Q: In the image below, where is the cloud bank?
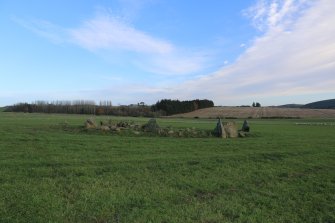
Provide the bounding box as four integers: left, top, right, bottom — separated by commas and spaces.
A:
152, 0, 335, 105
12, 0, 335, 105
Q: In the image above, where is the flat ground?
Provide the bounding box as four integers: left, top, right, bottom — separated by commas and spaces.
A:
0, 112, 334, 222
171, 107, 335, 119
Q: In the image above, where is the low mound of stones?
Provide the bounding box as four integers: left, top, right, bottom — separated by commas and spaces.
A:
84, 118, 250, 138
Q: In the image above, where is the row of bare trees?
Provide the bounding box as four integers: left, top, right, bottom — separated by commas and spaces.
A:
5, 100, 110, 115
4, 100, 160, 117
5, 99, 215, 117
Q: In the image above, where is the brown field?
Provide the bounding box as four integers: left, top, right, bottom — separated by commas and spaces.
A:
170, 107, 335, 118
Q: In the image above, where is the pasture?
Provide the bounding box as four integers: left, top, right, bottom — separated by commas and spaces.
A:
0, 112, 334, 222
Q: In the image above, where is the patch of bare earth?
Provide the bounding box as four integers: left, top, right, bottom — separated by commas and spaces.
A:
170, 107, 335, 118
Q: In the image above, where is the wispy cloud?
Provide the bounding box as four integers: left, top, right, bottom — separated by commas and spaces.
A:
68, 13, 173, 54
243, 0, 311, 32
106, 0, 335, 105
11, 16, 67, 44
239, 43, 246, 48
11, 0, 335, 106
172, 0, 335, 104
68, 11, 212, 75
14, 9, 210, 76
117, 0, 157, 21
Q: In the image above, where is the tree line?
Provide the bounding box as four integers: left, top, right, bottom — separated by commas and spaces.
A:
151, 99, 214, 115
5, 100, 98, 114
5, 99, 214, 117
4, 100, 160, 117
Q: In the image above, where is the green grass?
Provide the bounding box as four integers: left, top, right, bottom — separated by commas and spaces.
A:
0, 112, 334, 222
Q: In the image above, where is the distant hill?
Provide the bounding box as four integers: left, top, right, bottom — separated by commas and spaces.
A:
302, 99, 335, 109
277, 104, 303, 108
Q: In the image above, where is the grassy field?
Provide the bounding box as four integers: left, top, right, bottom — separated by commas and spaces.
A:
0, 112, 334, 222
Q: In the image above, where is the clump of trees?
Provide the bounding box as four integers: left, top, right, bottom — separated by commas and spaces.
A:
151, 99, 214, 116
252, 102, 261, 107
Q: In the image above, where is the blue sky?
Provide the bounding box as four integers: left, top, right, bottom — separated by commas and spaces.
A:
1, 0, 334, 106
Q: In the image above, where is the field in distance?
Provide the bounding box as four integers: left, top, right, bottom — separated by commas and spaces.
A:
0, 112, 334, 222
171, 106, 335, 119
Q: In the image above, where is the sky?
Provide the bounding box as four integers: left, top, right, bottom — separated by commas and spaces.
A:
0, 0, 334, 106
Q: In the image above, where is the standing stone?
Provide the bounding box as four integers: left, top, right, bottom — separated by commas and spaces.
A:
142, 118, 161, 133
213, 119, 239, 138
224, 122, 238, 138
242, 120, 250, 132
214, 118, 227, 138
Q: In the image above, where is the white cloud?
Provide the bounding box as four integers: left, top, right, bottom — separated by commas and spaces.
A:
67, 12, 212, 75
244, 0, 311, 32
14, 10, 210, 76
115, 0, 335, 105
11, 16, 67, 44
11, 1, 335, 106
68, 13, 173, 54
117, 0, 157, 21
172, 0, 335, 104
